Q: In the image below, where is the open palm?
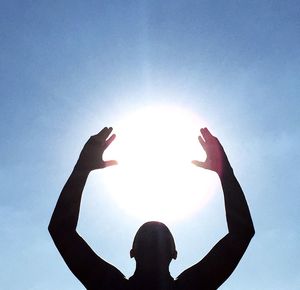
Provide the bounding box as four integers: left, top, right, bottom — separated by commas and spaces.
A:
192, 127, 229, 176
75, 127, 117, 172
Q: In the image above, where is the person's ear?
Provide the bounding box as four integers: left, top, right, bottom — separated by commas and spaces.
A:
130, 249, 135, 258
173, 250, 177, 260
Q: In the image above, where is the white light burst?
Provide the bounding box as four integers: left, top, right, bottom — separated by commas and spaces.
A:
102, 104, 218, 223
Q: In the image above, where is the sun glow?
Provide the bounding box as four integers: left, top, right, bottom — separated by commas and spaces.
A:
102, 105, 218, 223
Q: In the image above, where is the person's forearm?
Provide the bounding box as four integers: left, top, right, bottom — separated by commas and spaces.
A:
48, 167, 90, 236
219, 165, 255, 239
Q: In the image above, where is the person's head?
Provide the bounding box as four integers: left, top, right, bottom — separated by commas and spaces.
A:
130, 221, 177, 269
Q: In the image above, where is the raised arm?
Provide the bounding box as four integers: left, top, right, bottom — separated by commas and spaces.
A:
177, 128, 255, 289
48, 127, 124, 289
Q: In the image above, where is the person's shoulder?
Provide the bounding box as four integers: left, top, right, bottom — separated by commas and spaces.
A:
174, 268, 214, 290
90, 267, 127, 290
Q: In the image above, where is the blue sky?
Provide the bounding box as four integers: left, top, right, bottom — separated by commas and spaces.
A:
1, 1, 299, 289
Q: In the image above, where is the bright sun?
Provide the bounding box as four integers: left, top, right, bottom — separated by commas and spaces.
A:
102, 104, 218, 223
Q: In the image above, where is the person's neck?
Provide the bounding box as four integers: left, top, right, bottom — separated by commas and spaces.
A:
133, 265, 171, 279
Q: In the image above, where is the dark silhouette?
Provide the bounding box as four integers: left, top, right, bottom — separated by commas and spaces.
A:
49, 127, 255, 290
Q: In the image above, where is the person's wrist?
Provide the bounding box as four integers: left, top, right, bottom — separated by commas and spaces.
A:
218, 161, 234, 179
73, 162, 91, 175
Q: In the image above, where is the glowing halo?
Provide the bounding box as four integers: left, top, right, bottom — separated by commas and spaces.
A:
102, 104, 218, 223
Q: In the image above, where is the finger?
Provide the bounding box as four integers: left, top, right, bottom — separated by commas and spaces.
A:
95, 127, 109, 137
198, 135, 206, 149
104, 133, 116, 150
101, 127, 113, 139
94, 127, 113, 142
200, 127, 214, 141
104, 160, 118, 167
192, 160, 208, 169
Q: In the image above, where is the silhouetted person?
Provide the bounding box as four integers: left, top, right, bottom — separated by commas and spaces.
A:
48, 127, 255, 289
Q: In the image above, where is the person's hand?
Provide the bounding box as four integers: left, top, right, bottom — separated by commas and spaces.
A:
192, 127, 230, 176
75, 127, 117, 172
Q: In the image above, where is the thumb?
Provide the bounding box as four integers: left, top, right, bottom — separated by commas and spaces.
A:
104, 160, 118, 167
192, 160, 208, 169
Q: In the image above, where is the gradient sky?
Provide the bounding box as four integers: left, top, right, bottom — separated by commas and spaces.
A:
1, 1, 299, 289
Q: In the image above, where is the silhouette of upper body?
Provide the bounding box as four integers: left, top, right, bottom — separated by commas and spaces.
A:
48, 127, 255, 290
